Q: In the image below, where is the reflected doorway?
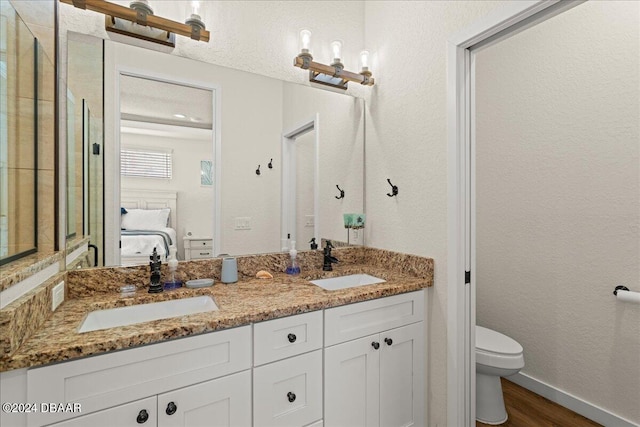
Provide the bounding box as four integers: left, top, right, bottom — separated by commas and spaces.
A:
281, 116, 319, 250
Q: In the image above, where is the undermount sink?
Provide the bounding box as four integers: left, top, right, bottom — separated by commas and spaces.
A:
78, 295, 218, 333
310, 274, 386, 291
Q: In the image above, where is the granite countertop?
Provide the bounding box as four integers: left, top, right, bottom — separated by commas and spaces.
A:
0, 251, 432, 372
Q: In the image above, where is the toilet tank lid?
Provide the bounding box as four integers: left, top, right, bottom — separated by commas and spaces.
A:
476, 326, 523, 355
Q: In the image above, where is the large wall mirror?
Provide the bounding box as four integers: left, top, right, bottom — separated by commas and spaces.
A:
65, 32, 365, 268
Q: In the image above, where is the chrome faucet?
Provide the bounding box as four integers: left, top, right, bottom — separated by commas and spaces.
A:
148, 247, 163, 293
322, 240, 339, 271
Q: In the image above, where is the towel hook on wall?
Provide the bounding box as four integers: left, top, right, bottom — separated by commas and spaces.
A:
335, 185, 345, 199
613, 285, 630, 295
256, 165, 261, 175
386, 179, 398, 197
268, 159, 273, 169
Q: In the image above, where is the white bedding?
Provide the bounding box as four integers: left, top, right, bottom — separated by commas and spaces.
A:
120, 227, 177, 260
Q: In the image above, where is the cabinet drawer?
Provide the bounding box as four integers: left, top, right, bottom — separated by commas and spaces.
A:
324, 290, 424, 346
189, 239, 212, 248
254, 311, 323, 366
27, 326, 251, 426
189, 248, 213, 259
254, 350, 323, 427
47, 397, 157, 427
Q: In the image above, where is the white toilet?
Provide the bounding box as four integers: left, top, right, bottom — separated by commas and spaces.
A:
476, 326, 524, 425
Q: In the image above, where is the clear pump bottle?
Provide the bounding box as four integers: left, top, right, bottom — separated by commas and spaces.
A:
285, 240, 301, 275
164, 245, 183, 289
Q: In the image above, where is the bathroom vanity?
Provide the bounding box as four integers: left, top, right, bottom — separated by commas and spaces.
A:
1, 247, 433, 427
26, 291, 424, 427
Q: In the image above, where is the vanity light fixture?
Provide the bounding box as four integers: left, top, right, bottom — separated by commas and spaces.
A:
60, 0, 210, 47
294, 30, 374, 90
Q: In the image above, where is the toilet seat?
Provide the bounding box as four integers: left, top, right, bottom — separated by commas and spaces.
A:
476, 326, 524, 370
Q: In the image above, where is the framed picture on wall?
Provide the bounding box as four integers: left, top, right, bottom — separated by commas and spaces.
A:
200, 160, 213, 186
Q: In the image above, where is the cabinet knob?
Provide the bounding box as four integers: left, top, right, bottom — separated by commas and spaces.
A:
371, 341, 380, 350
287, 392, 296, 403
136, 409, 149, 424
166, 401, 177, 416
385, 338, 393, 346
287, 333, 297, 343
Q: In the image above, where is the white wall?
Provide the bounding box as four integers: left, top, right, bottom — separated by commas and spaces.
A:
475, 1, 640, 423
363, 2, 505, 425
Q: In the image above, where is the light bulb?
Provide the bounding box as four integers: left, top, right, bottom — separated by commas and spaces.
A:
360, 50, 370, 71
185, 0, 206, 30
331, 40, 343, 63
299, 29, 312, 54
190, 0, 200, 16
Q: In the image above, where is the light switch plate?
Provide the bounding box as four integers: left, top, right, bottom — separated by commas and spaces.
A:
305, 215, 315, 227
235, 217, 251, 230
52, 281, 64, 311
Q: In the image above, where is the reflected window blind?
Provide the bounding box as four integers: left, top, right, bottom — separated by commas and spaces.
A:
121, 148, 172, 179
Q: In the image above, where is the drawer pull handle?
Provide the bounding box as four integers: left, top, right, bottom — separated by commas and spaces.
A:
385, 338, 393, 346
136, 409, 149, 424
287, 333, 297, 343
166, 401, 177, 416
371, 341, 380, 350
200, 252, 209, 255
287, 392, 296, 403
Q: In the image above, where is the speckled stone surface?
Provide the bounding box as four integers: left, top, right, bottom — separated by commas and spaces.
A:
66, 247, 367, 297
0, 251, 63, 293
0, 247, 433, 372
0, 272, 66, 356
65, 236, 90, 255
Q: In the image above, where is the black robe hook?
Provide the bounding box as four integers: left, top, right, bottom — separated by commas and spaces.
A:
268, 159, 273, 169
335, 184, 345, 199
386, 179, 398, 197
256, 165, 261, 175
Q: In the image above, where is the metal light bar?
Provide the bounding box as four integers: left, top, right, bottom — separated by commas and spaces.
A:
293, 56, 375, 89
60, 0, 210, 43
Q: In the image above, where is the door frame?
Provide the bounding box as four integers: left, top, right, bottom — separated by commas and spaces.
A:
281, 115, 320, 248
446, 1, 585, 424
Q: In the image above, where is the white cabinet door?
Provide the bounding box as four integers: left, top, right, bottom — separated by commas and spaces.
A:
48, 397, 157, 427
379, 322, 424, 427
157, 370, 251, 427
324, 334, 380, 427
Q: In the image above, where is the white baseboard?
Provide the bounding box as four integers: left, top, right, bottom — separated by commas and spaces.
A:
509, 372, 638, 427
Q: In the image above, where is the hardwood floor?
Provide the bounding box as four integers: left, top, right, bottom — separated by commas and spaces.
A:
476, 378, 603, 427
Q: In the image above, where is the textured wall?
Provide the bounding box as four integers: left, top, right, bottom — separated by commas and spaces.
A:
363, 2, 504, 425
475, 1, 640, 423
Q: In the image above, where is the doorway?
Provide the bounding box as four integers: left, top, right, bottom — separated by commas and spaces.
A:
447, 1, 639, 425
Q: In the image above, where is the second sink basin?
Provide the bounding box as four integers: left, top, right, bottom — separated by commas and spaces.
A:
78, 295, 218, 333
310, 274, 386, 291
